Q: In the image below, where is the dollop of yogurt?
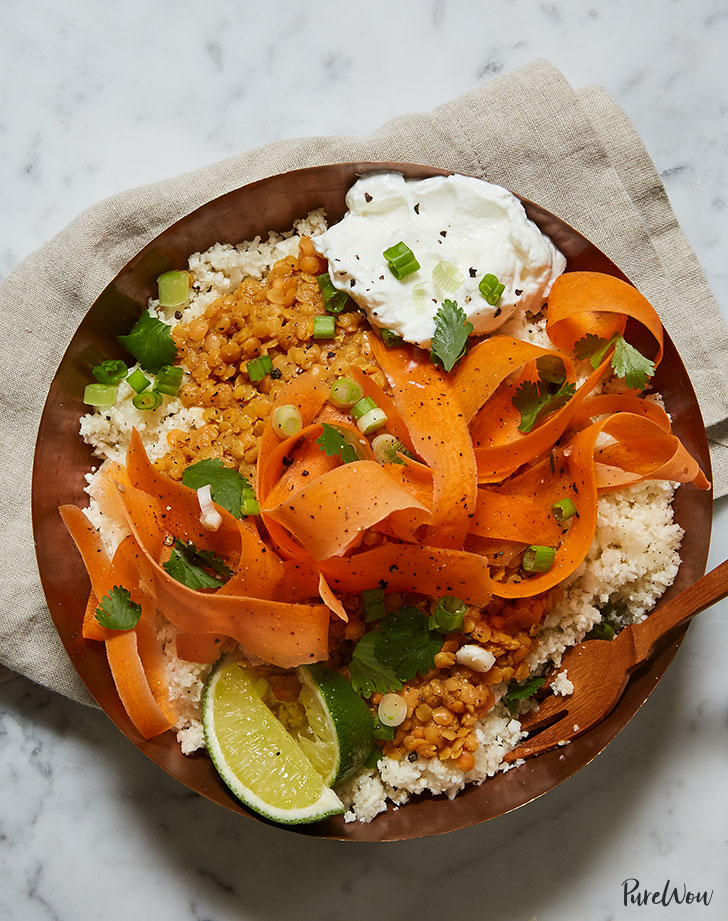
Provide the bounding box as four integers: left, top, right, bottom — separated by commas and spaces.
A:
314, 172, 566, 347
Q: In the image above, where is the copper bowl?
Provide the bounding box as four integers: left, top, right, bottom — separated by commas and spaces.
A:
31, 162, 713, 841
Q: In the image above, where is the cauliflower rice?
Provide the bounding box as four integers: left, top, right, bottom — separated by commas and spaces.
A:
79, 213, 684, 823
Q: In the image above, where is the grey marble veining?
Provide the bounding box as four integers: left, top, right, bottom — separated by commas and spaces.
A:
2, 1, 727, 919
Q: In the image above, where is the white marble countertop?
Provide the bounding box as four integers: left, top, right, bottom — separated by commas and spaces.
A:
1, 2, 727, 919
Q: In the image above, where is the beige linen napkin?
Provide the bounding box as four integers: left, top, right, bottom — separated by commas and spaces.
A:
2, 59, 727, 704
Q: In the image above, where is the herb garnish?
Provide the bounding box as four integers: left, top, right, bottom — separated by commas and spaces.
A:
375, 607, 444, 683
574, 333, 655, 391
162, 540, 232, 590
350, 632, 402, 697
181, 458, 252, 518
316, 423, 359, 464
503, 675, 546, 715
118, 309, 177, 373
95, 586, 142, 631
512, 373, 576, 434
430, 299, 473, 372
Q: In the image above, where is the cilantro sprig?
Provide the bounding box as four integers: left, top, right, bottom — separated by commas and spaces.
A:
181, 458, 252, 518
162, 540, 232, 590
95, 586, 142, 631
316, 422, 359, 464
430, 299, 473, 372
574, 333, 655, 391
503, 676, 545, 715
118, 309, 177, 373
512, 378, 576, 433
349, 598, 467, 698
350, 632, 401, 697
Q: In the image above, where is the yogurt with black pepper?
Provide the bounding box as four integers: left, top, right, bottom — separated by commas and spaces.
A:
314, 172, 566, 347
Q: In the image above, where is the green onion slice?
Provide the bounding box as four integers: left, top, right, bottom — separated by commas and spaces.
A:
157, 270, 191, 309
522, 545, 556, 573
247, 356, 271, 381
361, 587, 387, 623
316, 273, 349, 314
92, 359, 128, 386
154, 365, 183, 397
552, 497, 577, 523
272, 404, 303, 439
372, 433, 400, 464
383, 242, 420, 280
350, 396, 377, 422
329, 377, 364, 409
357, 407, 387, 435
478, 273, 505, 306
313, 316, 336, 339
431, 596, 466, 632
241, 486, 260, 517
83, 383, 118, 407
380, 328, 403, 348
432, 260, 465, 293
127, 368, 151, 394
412, 284, 427, 313
132, 390, 163, 411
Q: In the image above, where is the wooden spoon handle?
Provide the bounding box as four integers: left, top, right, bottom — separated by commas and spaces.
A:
629, 559, 728, 664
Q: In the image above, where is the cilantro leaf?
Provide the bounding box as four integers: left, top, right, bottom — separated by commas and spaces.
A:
162, 540, 229, 590
181, 458, 249, 518
503, 675, 545, 715
178, 540, 233, 579
430, 299, 473, 372
316, 423, 359, 464
349, 632, 401, 698
375, 607, 443, 682
512, 379, 576, 433
95, 586, 142, 631
574, 333, 655, 390
612, 336, 656, 390
118, 309, 177, 372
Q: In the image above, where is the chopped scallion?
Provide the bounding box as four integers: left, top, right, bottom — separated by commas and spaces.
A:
132, 390, 163, 411
92, 359, 128, 386
522, 545, 556, 573
350, 396, 377, 422
241, 486, 260, 517
431, 596, 466, 632
313, 316, 336, 339
154, 365, 183, 397
372, 433, 400, 464
272, 404, 303, 439
380, 328, 403, 348
316, 273, 349, 314
552, 497, 577, 522
478, 273, 505, 306
329, 377, 363, 409
361, 587, 387, 623
127, 368, 151, 394
383, 242, 420, 280
432, 260, 465, 293
247, 355, 272, 381
83, 383, 118, 407
412, 284, 427, 313
357, 407, 387, 435
157, 270, 190, 309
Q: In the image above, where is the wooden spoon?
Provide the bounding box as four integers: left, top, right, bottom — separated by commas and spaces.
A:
504, 558, 728, 762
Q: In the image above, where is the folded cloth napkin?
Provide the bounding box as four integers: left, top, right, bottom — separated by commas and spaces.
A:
2, 59, 727, 705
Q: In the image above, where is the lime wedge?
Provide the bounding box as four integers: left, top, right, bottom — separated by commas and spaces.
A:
295, 663, 374, 786
202, 660, 344, 824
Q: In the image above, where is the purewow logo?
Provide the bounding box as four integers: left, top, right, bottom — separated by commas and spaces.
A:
622, 878, 714, 908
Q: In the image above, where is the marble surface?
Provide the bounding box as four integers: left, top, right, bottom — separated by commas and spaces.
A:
2, 1, 727, 919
